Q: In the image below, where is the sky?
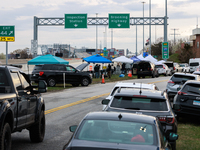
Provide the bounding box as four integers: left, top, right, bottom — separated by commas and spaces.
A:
0, 0, 199, 55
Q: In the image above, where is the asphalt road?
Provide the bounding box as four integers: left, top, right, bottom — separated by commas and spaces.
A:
11, 76, 170, 150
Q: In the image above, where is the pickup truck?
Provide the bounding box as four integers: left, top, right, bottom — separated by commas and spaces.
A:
0, 65, 47, 150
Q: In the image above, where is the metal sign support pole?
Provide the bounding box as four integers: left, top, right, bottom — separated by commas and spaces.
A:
6, 42, 8, 65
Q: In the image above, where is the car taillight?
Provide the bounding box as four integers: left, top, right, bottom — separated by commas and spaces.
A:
158, 116, 175, 124
178, 91, 187, 95
174, 67, 175, 70
39, 72, 44, 76
163, 66, 165, 69
151, 68, 153, 71
168, 80, 174, 85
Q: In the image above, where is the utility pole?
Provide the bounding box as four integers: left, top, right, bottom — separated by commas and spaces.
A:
170, 29, 179, 45
96, 13, 98, 52
142, 1, 145, 55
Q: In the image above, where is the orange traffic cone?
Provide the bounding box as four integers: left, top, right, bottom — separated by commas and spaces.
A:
101, 74, 105, 84
128, 70, 132, 77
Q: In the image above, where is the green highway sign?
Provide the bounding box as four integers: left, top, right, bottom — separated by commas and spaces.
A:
162, 42, 169, 59
0, 26, 15, 42
65, 14, 87, 29
109, 14, 130, 28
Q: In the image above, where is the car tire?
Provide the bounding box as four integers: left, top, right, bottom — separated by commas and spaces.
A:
142, 76, 145, 78
47, 77, 56, 87
137, 75, 140, 79
29, 110, 45, 142
152, 72, 155, 78
81, 77, 90, 86
0, 123, 11, 150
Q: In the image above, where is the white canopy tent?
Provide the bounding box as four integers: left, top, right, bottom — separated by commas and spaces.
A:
112, 56, 133, 64
137, 54, 145, 60
143, 55, 158, 63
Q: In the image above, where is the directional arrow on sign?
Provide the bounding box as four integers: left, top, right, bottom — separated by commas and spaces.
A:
74, 24, 78, 27
117, 24, 121, 27
9, 31, 13, 35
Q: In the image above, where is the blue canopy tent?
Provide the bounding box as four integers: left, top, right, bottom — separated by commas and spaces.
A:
28, 54, 69, 65
130, 56, 141, 62
83, 54, 112, 63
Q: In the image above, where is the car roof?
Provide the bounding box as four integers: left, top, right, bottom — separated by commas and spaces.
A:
173, 72, 198, 77
114, 82, 156, 90
114, 88, 166, 99
84, 111, 156, 124
184, 80, 200, 84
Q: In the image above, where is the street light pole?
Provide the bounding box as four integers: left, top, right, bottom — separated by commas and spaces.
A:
96, 13, 98, 52
142, 1, 145, 56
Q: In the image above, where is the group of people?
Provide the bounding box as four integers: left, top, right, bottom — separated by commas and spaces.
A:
94, 64, 116, 79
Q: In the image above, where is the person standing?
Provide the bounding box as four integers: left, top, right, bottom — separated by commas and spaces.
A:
107, 64, 112, 78
122, 63, 126, 74
94, 64, 99, 78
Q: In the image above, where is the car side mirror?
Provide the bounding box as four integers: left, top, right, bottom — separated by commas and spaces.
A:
38, 80, 47, 93
102, 99, 110, 105
69, 125, 77, 132
168, 133, 179, 141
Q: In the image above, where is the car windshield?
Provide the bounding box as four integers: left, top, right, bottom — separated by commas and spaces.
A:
180, 64, 185, 67
182, 84, 200, 95
138, 63, 151, 71
76, 119, 156, 145
190, 62, 199, 66
171, 74, 195, 83
110, 96, 168, 111
33, 65, 43, 71
155, 65, 163, 68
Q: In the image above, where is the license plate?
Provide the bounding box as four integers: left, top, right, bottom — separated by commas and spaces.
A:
193, 100, 200, 106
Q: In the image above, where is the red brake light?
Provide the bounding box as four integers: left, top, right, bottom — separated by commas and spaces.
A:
174, 67, 175, 70
158, 116, 175, 124
151, 68, 153, 71
133, 95, 147, 97
163, 66, 165, 69
178, 91, 187, 95
168, 80, 174, 84
39, 72, 44, 76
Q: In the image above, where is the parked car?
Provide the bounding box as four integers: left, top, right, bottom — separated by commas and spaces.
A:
63, 112, 178, 150
155, 64, 171, 76
102, 88, 177, 150
164, 61, 176, 74
102, 82, 159, 110
179, 63, 190, 73
31, 63, 92, 87
189, 58, 200, 73
173, 80, 200, 120
137, 61, 159, 78
173, 63, 183, 72
166, 73, 200, 102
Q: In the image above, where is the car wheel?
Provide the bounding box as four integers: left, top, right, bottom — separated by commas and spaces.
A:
0, 123, 11, 150
142, 76, 145, 78
29, 110, 45, 142
47, 77, 56, 87
137, 75, 140, 79
81, 77, 90, 86
152, 72, 155, 78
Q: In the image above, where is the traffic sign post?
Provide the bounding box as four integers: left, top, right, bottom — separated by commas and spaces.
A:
162, 42, 169, 59
65, 14, 87, 29
0, 25, 15, 65
109, 14, 130, 28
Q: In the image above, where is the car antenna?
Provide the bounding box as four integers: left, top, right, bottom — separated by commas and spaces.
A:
118, 114, 122, 120
139, 83, 142, 95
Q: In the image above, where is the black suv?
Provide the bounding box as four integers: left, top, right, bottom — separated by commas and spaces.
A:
137, 61, 159, 78
102, 88, 177, 150
31, 63, 92, 87
173, 80, 200, 119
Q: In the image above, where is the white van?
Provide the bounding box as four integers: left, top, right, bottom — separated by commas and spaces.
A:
189, 58, 200, 73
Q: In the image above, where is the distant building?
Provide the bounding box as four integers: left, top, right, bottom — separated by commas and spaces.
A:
190, 28, 200, 57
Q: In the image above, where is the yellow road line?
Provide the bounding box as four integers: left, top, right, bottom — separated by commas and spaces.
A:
45, 93, 110, 115
45, 79, 168, 115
